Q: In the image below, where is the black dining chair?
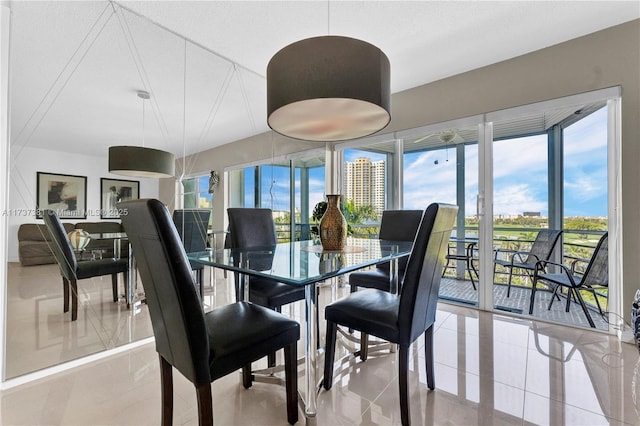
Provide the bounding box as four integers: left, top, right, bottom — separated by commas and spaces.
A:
42, 209, 129, 321
172, 208, 211, 298
323, 203, 458, 426
120, 199, 300, 425
349, 210, 423, 293
226, 208, 307, 368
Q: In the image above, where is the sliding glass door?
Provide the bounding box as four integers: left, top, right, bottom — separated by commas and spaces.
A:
488, 98, 612, 330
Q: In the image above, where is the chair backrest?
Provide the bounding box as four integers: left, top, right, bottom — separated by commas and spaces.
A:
581, 232, 608, 288
172, 209, 211, 253
42, 209, 77, 279
378, 210, 423, 272
119, 199, 211, 387
398, 203, 458, 345
526, 229, 563, 264
227, 208, 277, 248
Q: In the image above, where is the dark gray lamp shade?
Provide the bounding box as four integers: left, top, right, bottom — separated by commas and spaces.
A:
267, 36, 391, 142
108, 146, 175, 178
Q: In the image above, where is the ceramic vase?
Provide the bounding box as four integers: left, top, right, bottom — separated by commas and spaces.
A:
319, 194, 347, 250
68, 229, 91, 251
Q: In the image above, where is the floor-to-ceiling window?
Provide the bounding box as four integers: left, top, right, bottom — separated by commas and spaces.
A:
227, 149, 325, 242
401, 124, 481, 306
334, 88, 620, 332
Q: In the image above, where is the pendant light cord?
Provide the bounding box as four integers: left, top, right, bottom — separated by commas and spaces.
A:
327, 0, 330, 35
141, 96, 145, 147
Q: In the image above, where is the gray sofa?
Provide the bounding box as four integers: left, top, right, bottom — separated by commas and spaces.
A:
17, 221, 128, 266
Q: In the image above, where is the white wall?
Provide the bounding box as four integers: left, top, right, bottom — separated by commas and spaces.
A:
7, 146, 159, 262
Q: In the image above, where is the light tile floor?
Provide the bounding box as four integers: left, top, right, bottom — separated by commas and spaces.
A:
2, 284, 639, 424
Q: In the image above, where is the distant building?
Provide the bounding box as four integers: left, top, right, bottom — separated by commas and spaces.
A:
523, 211, 541, 217
343, 157, 386, 216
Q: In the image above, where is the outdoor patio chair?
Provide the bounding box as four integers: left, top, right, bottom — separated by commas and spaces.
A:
529, 232, 608, 328
493, 229, 562, 297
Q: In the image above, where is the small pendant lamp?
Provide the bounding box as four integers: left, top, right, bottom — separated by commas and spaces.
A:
108, 91, 175, 179
267, 36, 391, 142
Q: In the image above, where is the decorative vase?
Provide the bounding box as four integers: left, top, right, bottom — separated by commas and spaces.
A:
68, 229, 91, 251
319, 194, 347, 250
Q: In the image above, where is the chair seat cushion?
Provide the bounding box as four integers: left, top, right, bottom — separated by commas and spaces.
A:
248, 277, 307, 308
349, 268, 393, 291
206, 301, 300, 380
75, 258, 128, 279
538, 273, 582, 288
325, 289, 400, 343
494, 259, 536, 270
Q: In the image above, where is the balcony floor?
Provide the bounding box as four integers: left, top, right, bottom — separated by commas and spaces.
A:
439, 277, 609, 330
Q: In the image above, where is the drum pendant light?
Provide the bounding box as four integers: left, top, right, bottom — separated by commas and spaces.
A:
108, 91, 175, 178
267, 36, 390, 142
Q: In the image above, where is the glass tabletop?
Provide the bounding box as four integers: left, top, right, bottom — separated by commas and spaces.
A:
88, 232, 128, 240
187, 237, 413, 286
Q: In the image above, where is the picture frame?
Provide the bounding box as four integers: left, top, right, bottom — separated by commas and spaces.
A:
100, 178, 139, 219
36, 172, 87, 219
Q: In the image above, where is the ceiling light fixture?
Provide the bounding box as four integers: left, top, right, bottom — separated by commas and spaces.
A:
108, 91, 175, 179
267, 35, 391, 142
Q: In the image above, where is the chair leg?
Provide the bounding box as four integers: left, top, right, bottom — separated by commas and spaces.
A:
399, 344, 411, 426
159, 355, 173, 426
70, 279, 78, 321
112, 274, 118, 303
323, 320, 337, 390
195, 382, 213, 426
547, 285, 563, 311
506, 267, 514, 297
284, 342, 299, 425
467, 259, 477, 290
529, 278, 538, 315
196, 269, 204, 299
360, 332, 369, 361
267, 308, 281, 368
242, 364, 253, 389
573, 288, 596, 328
565, 288, 573, 312
62, 277, 70, 313
424, 326, 435, 390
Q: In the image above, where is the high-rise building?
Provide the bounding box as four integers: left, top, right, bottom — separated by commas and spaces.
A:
343, 157, 386, 216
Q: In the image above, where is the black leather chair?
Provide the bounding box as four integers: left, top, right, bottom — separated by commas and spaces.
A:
42, 209, 128, 321
323, 203, 458, 426
349, 210, 423, 293
226, 208, 306, 367
172, 208, 211, 298
120, 199, 299, 425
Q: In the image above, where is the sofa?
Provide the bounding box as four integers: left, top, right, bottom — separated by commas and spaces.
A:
17, 221, 129, 266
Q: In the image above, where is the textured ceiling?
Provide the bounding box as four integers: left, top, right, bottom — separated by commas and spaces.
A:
7, 1, 639, 159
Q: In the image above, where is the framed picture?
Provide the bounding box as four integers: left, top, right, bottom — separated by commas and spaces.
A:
100, 178, 139, 219
36, 172, 87, 219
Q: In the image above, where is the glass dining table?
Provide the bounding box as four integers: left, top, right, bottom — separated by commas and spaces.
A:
187, 237, 414, 420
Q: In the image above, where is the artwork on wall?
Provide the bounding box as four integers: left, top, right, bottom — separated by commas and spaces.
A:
36, 172, 87, 219
100, 178, 139, 219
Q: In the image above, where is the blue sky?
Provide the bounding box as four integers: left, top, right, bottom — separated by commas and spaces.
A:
250, 107, 608, 219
